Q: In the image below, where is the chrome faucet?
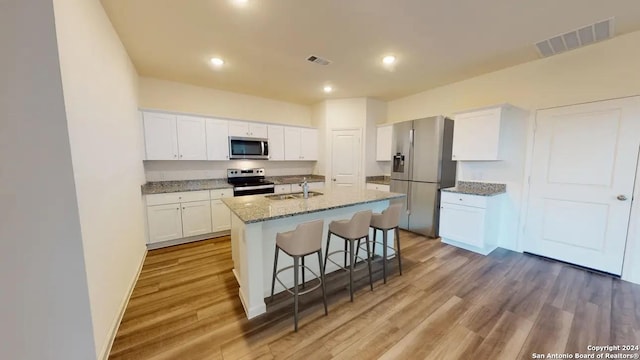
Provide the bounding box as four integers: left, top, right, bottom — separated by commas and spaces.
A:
301, 177, 309, 199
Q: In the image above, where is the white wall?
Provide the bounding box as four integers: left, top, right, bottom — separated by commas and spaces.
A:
145, 161, 317, 181
0, 0, 96, 359
387, 30, 640, 283
311, 101, 327, 175
139, 77, 312, 126
365, 99, 390, 176
52, 0, 147, 358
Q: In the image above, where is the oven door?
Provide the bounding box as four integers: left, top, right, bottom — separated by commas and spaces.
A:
233, 185, 275, 197
229, 137, 269, 160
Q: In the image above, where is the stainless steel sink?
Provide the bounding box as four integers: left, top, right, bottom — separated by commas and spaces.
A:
265, 191, 323, 200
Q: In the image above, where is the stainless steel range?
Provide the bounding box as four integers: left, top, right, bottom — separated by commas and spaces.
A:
227, 168, 275, 196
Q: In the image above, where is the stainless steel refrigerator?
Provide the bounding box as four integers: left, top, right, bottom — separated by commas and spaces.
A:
390, 116, 456, 237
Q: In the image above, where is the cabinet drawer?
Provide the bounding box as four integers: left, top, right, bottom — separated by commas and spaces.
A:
146, 190, 210, 206
210, 188, 234, 200
441, 191, 487, 208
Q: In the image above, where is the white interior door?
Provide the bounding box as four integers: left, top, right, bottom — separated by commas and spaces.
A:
331, 129, 361, 188
525, 97, 640, 275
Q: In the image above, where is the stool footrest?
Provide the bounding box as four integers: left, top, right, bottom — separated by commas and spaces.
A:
275, 264, 322, 296
326, 250, 370, 272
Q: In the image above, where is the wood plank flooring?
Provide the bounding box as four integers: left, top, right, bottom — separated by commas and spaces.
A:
109, 231, 640, 360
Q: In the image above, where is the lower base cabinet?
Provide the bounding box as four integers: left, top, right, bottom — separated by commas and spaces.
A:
366, 183, 390, 191
146, 189, 232, 244
438, 192, 502, 255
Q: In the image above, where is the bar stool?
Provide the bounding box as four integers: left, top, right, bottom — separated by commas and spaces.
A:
368, 203, 403, 284
269, 219, 327, 332
323, 210, 373, 302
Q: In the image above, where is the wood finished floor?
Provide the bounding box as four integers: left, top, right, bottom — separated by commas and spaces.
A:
109, 231, 640, 360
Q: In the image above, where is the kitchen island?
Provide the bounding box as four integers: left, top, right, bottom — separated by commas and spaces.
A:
222, 187, 405, 319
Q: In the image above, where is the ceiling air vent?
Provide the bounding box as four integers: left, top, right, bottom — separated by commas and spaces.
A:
306, 55, 332, 66
535, 17, 615, 57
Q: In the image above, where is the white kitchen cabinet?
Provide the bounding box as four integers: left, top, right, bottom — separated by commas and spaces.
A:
143, 112, 207, 160
146, 190, 215, 244
376, 125, 393, 161
275, 184, 292, 194
181, 200, 212, 237
268, 125, 285, 160
300, 129, 318, 160
147, 203, 183, 243
366, 183, 390, 192
210, 188, 233, 232
228, 121, 268, 138
284, 127, 302, 160
451, 104, 526, 161
206, 119, 229, 160
143, 112, 179, 160
439, 192, 501, 255
176, 115, 207, 160
284, 127, 318, 161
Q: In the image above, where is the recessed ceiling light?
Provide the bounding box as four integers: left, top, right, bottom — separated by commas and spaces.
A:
210, 57, 224, 66
233, 0, 248, 4
323, 86, 333, 93
382, 55, 396, 65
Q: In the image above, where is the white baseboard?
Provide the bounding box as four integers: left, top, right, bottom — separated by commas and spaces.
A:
99, 248, 147, 360
146, 230, 230, 250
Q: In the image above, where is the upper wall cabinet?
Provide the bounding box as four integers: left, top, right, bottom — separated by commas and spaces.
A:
143, 112, 206, 160
206, 119, 229, 160
228, 121, 268, 138
284, 127, 318, 161
376, 125, 392, 161
267, 125, 285, 160
452, 104, 526, 161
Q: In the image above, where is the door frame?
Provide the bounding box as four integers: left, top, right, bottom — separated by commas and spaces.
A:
518, 96, 640, 283
328, 128, 363, 189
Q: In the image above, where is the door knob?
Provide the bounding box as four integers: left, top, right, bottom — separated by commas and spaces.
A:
332, 178, 336, 181
617, 195, 628, 201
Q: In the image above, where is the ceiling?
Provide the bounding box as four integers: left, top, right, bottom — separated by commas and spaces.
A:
101, 0, 640, 105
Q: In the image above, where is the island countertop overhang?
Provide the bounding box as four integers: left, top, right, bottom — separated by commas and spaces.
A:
222, 188, 406, 224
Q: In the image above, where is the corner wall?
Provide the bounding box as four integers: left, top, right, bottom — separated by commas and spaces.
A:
52, 0, 147, 358
0, 0, 96, 358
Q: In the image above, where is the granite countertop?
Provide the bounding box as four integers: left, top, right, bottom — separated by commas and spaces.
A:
366, 175, 391, 186
222, 187, 405, 224
268, 174, 325, 185
141, 179, 232, 195
441, 181, 506, 196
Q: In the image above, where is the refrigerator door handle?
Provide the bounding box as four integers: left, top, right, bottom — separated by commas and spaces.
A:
409, 129, 414, 145
406, 182, 412, 215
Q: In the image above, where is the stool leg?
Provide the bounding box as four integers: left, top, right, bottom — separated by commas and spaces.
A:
323, 232, 331, 274
293, 256, 299, 332
270, 246, 280, 303
372, 228, 377, 258
344, 240, 348, 268
365, 235, 373, 291
349, 239, 355, 302
395, 227, 402, 276
383, 229, 388, 284
356, 238, 361, 263
301, 255, 306, 289
317, 250, 328, 316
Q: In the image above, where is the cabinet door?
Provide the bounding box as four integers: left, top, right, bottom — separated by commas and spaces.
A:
249, 123, 268, 138
176, 115, 207, 160
376, 125, 393, 161
452, 108, 501, 161
439, 203, 486, 247
300, 128, 318, 160
307, 181, 324, 190
147, 204, 182, 243
181, 200, 212, 237
206, 119, 230, 160
143, 112, 178, 160
267, 125, 285, 160
211, 199, 231, 231
284, 127, 302, 160
228, 121, 250, 137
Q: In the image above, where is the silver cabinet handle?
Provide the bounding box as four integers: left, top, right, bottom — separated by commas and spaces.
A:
174, 154, 177, 158
617, 195, 628, 201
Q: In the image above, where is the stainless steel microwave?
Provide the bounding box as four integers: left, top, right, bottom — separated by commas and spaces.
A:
229, 137, 269, 160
